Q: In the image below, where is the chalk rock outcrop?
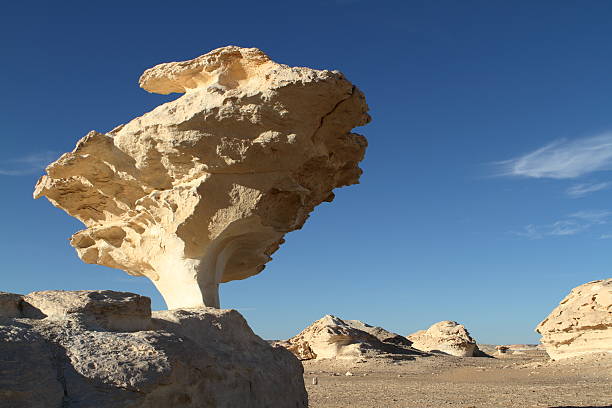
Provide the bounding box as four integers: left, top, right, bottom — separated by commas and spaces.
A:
34, 46, 370, 309
536, 279, 612, 360
0, 290, 307, 408
277, 315, 422, 360
407, 321, 479, 357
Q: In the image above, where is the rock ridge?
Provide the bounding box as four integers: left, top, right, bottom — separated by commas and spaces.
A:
278, 314, 425, 361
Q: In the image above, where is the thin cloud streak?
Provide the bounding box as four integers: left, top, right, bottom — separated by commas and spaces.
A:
498, 133, 612, 179
569, 209, 612, 223
566, 182, 611, 198
0, 151, 57, 176
512, 209, 612, 239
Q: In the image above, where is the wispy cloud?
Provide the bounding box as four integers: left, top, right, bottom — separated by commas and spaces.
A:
566, 182, 611, 198
569, 209, 612, 223
0, 151, 57, 176
549, 220, 587, 236
498, 133, 612, 179
512, 209, 612, 239
513, 224, 543, 239
600, 234, 612, 239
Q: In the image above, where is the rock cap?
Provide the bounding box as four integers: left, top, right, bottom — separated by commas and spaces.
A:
34, 46, 370, 309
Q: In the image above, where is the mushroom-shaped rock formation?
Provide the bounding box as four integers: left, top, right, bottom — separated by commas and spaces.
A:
536, 279, 611, 360
34, 46, 370, 309
277, 315, 423, 361
407, 321, 479, 357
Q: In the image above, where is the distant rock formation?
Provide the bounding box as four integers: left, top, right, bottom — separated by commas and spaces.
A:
407, 321, 479, 357
536, 279, 611, 360
277, 315, 423, 361
34, 46, 370, 309
0, 290, 307, 407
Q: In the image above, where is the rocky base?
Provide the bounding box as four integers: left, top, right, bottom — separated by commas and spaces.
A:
0, 290, 307, 407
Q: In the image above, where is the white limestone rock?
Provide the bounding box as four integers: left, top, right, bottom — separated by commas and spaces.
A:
407, 320, 478, 357
536, 279, 612, 360
34, 46, 370, 309
278, 315, 421, 361
22, 290, 152, 331
0, 290, 307, 407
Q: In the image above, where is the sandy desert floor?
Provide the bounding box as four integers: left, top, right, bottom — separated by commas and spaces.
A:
303, 348, 612, 408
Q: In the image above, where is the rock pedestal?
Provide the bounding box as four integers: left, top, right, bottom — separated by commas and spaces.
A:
0, 290, 307, 407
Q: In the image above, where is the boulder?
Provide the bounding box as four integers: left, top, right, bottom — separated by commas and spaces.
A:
0, 290, 307, 407
0, 292, 23, 318
407, 320, 479, 357
34, 46, 370, 309
23, 290, 152, 331
278, 315, 422, 360
536, 279, 612, 360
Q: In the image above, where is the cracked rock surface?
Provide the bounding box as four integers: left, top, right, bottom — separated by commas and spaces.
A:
536, 278, 612, 360
34, 46, 370, 309
0, 290, 307, 407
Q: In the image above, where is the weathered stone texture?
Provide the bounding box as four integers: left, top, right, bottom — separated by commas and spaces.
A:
278, 315, 423, 361
536, 279, 611, 360
407, 321, 479, 357
34, 46, 370, 309
0, 290, 307, 407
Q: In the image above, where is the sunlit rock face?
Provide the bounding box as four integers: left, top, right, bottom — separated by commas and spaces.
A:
407, 321, 479, 357
277, 315, 423, 361
34, 46, 370, 309
536, 279, 612, 360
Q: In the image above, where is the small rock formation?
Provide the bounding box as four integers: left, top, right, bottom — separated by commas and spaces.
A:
277, 315, 422, 360
0, 290, 307, 407
495, 345, 510, 355
34, 46, 370, 309
495, 344, 540, 355
407, 320, 479, 357
0, 292, 22, 318
536, 279, 612, 360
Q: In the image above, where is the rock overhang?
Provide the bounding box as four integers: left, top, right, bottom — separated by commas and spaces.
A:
34, 46, 370, 309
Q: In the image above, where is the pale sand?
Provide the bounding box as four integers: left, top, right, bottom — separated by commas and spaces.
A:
303, 348, 612, 407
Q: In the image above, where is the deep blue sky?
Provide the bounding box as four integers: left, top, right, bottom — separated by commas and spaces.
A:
1, 1, 611, 344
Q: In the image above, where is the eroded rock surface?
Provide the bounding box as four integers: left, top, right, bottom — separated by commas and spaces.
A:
536, 279, 612, 360
0, 292, 22, 318
0, 290, 307, 407
277, 315, 423, 361
34, 46, 370, 309
407, 321, 479, 357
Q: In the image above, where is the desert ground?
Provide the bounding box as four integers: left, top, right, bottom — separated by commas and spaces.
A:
303, 347, 612, 408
